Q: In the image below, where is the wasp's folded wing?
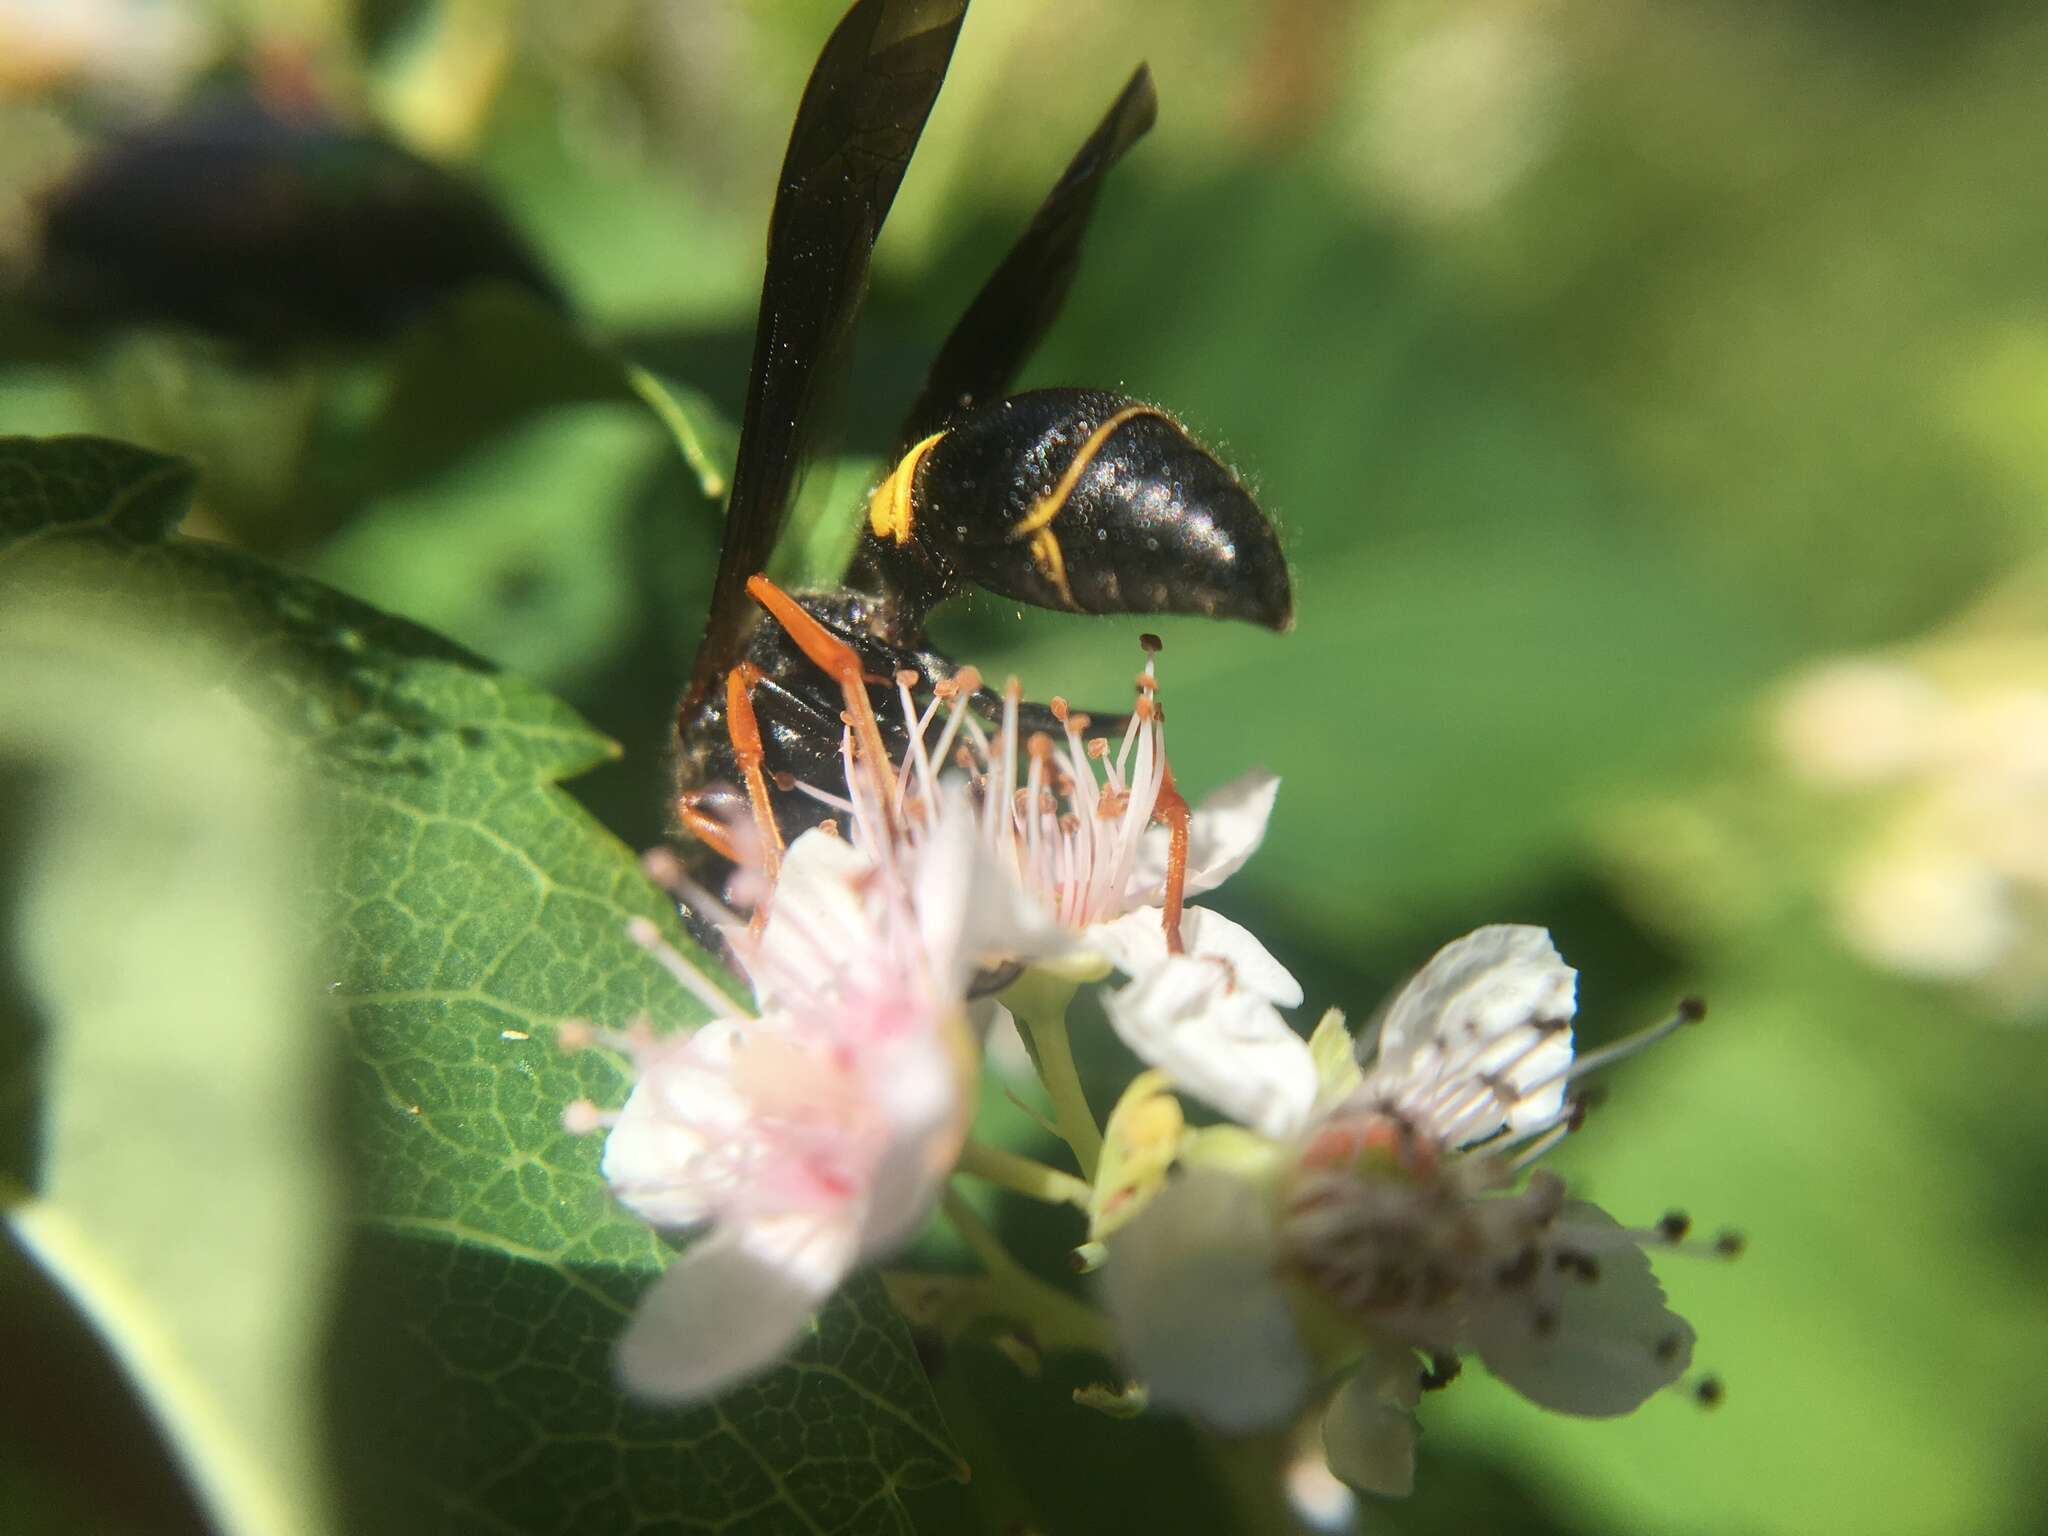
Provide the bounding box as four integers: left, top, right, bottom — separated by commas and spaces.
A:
691, 0, 969, 707
894, 63, 1157, 452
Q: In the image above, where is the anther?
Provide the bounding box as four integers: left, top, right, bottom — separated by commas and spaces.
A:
772, 771, 796, 792
1140, 632, 1163, 655
1495, 1245, 1540, 1289
1713, 1230, 1747, 1259
1677, 995, 1708, 1023
1655, 1331, 1685, 1363
562, 1099, 608, 1135
895, 668, 919, 688
1419, 1353, 1463, 1392
1049, 696, 1068, 721
1657, 1211, 1692, 1242
1554, 1249, 1600, 1282
1694, 1375, 1726, 1408
1547, 998, 1700, 1090
640, 848, 685, 893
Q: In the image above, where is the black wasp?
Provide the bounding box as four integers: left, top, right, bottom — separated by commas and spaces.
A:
672, 0, 1291, 868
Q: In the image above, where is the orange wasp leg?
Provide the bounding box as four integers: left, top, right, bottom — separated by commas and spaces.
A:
745, 574, 897, 829
724, 661, 785, 887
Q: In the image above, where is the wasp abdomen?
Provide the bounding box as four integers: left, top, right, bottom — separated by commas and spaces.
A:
907, 387, 1291, 629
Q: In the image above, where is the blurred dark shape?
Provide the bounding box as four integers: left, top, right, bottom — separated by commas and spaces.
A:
28, 98, 564, 352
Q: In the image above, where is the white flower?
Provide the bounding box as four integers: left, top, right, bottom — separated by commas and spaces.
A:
563, 817, 982, 1402
1099, 925, 1715, 1496
741, 577, 1303, 1119
881, 644, 1294, 999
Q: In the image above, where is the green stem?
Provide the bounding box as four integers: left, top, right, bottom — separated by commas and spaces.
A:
942, 1187, 1111, 1357
956, 1139, 1092, 1209
1006, 975, 1102, 1180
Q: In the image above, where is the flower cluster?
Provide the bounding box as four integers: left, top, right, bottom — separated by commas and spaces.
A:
560, 575, 1729, 1503
1778, 646, 2048, 1012
1099, 926, 1720, 1493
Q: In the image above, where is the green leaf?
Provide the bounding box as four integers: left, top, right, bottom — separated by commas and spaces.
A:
0, 435, 961, 1534
1, 542, 339, 1536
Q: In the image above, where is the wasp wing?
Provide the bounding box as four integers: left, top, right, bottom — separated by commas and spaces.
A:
893, 63, 1157, 452
688, 0, 968, 711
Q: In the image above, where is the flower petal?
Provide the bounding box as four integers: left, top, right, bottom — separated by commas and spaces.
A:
752, 828, 876, 1010
1103, 954, 1317, 1139
1465, 1203, 1693, 1417
1124, 769, 1279, 904
615, 1212, 858, 1401
857, 1026, 973, 1259
1097, 1166, 1310, 1432
917, 783, 1071, 986
1088, 906, 1303, 1007
1322, 1347, 1422, 1498
1372, 924, 1577, 1139
600, 1022, 748, 1229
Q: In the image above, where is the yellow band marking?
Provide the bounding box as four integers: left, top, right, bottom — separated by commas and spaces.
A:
867, 430, 946, 545
1029, 527, 1078, 608
1009, 405, 1159, 539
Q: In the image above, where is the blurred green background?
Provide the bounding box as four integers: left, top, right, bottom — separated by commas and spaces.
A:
6, 1, 2048, 1532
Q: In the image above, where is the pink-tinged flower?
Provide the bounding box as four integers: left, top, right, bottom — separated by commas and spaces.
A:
1100, 926, 1727, 1494
563, 812, 983, 1402
739, 578, 1304, 1120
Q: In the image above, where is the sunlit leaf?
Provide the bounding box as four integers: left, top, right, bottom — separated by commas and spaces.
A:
0, 435, 961, 1534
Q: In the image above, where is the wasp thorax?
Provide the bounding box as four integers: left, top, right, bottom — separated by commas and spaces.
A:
906, 387, 1292, 629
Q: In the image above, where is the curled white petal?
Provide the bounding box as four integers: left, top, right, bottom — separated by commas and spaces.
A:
1087, 905, 1303, 1007
616, 1213, 859, 1402
1464, 1203, 1693, 1417
1125, 769, 1280, 905
1097, 1165, 1309, 1432
1103, 954, 1317, 1139
1372, 924, 1577, 1139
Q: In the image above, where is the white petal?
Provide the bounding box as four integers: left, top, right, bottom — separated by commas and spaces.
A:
856, 1028, 971, 1258
1373, 925, 1577, 1139
1124, 769, 1280, 904
1103, 954, 1317, 1139
753, 829, 876, 1007
1322, 1347, 1422, 1498
1088, 906, 1302, 1007
616, 1213, 858, 1401
917, 783, 1069, 985
600, 1025, 748, 1229
1097, 1166, 1310, 1432
1465, 1203, 1693, 1417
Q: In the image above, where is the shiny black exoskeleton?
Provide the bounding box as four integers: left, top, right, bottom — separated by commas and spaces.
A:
670, 0, 1290, 857
865, 388, 1290, 629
